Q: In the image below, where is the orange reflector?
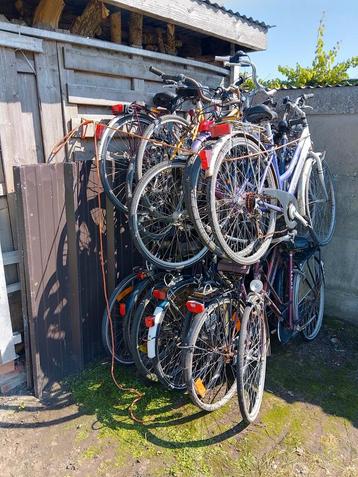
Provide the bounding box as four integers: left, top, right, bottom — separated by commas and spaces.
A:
115, 285, 133, 302
210, 122, 232, 138
95, 123, 106, 140
111, 103, 126, 115
152, 289, 167, 300
145, 316, 155, 328
138, 342, 147, 353
119, 303, 126, 317
232, 312, 241, 332
194, 378, 207, 398
186, 300, 205, 313
198, 119, 214, 132
198, 149, 212, 170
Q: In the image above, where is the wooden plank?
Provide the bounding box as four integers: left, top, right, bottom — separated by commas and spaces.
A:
0, 31, 43, 53
6, 282, 21, 294
0, 22, 229, 76
2, 250, 20, 265
63, 46, 227, 83
67, 83, 154, 106
17, 72, 45, 164
34, 41, 65, 162
0, 240, 17, 365
16, 51, 36, 74
103, 0, 267, 50
13, 166, 33, 389
57, 43, 79, 154
0, 47, 28, 193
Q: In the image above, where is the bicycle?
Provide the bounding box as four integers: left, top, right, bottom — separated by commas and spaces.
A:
205, 52, 335, 265
236, 235, 325, 423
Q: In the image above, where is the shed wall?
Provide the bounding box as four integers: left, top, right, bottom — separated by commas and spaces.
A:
275, 86, 358, 324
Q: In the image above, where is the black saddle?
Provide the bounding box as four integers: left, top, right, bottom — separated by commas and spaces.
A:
243, 104, 278, 124
152, 91, 177, 111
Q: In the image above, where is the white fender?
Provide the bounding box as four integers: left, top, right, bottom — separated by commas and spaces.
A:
147, 305, 166, 359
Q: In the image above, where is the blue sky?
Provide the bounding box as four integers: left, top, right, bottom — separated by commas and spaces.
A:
224, 0, 358, 80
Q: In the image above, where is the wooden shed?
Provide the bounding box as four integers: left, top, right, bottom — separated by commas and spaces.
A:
0, 0, 269, 396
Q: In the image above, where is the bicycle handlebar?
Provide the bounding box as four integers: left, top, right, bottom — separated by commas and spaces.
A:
149, 66, 223, 105
149, 66, 185, 83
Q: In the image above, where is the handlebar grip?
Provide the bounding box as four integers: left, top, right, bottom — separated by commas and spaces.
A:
303, 93, 314, 100
162, 73, 185, 82
215, 55, 231, 63
149, 66, 165, 77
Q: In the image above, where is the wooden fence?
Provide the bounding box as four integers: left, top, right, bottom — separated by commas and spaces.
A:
0, 21, 227, 396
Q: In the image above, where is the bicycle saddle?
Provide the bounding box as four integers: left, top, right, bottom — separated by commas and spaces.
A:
243, 104, 278, 124
152, 91, 177, 110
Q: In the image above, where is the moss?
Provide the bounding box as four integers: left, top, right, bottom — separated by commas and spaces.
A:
65, 316, 358, 476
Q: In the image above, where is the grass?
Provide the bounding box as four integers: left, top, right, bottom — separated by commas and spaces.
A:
67, 317, 358, 477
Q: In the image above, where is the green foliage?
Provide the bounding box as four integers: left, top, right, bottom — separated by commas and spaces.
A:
263, 17, 358, 88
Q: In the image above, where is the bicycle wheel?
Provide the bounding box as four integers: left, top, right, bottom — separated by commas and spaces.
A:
237, 300, 267, 424
130, 287, 159, 382
101, 273, 137, 365
184, 297, 241, 411
183, 153, 224, 257
129, 159, 208, 270
135, 115, 190, 180
294, 252, 325, 341
208, 135, 277, 265
153, 280, 197, 390
99, 113, 153, 213
304, 159, 336, 246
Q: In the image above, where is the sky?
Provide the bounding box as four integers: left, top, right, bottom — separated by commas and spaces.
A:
224, 0, 358, 81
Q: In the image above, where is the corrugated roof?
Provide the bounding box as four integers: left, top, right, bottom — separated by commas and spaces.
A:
198, 1, 271, 30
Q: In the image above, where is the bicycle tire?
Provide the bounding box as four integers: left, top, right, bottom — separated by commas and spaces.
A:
99, 113, 153, 213
183, 153, 224, 257
153, 279, 197, 390
130, 286, 160, 382
303, 158, 336, 246
101, 273, 137, 365
237, 300, 267, 424
135, 114, 190, 180
294, 253, 325, 341
208, 134, 277, 265
184, 297, 240, 411
129, 159, 208, 270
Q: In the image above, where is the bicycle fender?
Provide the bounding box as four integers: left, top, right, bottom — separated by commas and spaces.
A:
147, 303, 167, 359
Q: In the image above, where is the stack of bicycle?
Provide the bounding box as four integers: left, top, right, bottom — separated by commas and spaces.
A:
99, 51, 336, 424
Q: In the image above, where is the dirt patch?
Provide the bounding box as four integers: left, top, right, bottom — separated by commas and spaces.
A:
1, 317, 357, 477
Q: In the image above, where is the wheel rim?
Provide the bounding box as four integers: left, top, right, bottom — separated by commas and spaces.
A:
190, 299, 240, 407
132, 162, 207, 269
101, 116, 151, 211
210, 136, 276, 263
241, 306, 266, 420
297, 255, 324, 340
306, 160, 335, 244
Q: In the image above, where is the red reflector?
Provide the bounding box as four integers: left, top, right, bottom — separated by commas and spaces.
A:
111, 103, 126, 115
198, 149, 212, 170
95, 123, 106, 140
210, 122, 232, 138
144, 316, 155, 328
152, 289, 167, 300
136, 272, 146, 280
186, 301, 205, 313
119, 303, 126, 316
198, 120, 214, 132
